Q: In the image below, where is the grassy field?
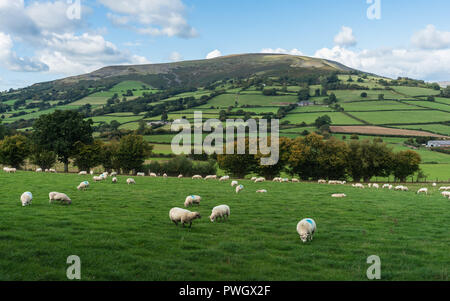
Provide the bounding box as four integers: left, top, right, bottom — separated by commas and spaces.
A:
283, 112, 363, 125
0, 172, 448, 281
350, 110, 450, 125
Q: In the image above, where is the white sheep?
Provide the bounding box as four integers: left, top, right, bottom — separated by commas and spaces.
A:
256, 189, 267, 193
204, 175, 217, 180
282, 178, 290, 183
184, 195, 202, 207
297, 218, 317, 243
332, 193, 347, 198
292, 178, 300, 183
395, 185, 409, 191
93, 176, 103, 182
372, 183, 380, 189
273, 177, 282, 182
219, 176, 230, 181
169, 208, 201, 228
112, 177, 118, 183
163, 173, 168, 178
352, 183, 365, 189
137, 172, 145, 177
127, 178, 136, 185
318, 179, 327, 184
236, 185, 244, 194
178, 174, 183, 179
21, 192, 33, 207
251, 177, 257, 181
192, 175, 203, 180
79, 171, 87, 175
231, 181, 238, 187
150, 173, 157, 177
417, 188, 428, 195
439, 187, 450, 191
77, 181, 90, 190
36, 168, 43, 173
49, 169, 57, 173
49, 192, 72, 205
110, 172, 118, 177
255, 177, 266, 183
382, 184, 390, 189
432, 183, 437, 187
90, 171, 94, 175
441, 191, 450, 198
210, 205, 230, 222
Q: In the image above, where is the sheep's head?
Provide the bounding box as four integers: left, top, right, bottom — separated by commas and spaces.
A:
209, 215, 215, 223
300, 232, 309, 243
193, 212, 201, 220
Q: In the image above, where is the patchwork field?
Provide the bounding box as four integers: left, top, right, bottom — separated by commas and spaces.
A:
330, 126, 449, 138
0, 172, 448, 281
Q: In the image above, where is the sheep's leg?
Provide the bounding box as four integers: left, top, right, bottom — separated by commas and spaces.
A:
189, 222, 192, 228
173, 221, 178, 227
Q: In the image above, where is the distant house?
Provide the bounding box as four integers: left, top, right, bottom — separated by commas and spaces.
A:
297, 101, 314, 107
427, 140, 450, 148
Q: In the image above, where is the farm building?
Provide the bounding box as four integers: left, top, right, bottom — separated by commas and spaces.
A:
427, 140, 450, 148
297, 101, 314, 107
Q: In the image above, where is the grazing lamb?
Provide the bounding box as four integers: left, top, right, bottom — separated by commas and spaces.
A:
49, 192, 72, 205
395, 185, 409, 191
90, 171, 94, 175
112, 177, 118, 183
297, 218, 317, 243
21, 192, 33, 207
439, 186, 450, 191
210, 205, 230, 222
79, 171, 87, 175
219, 176, 230, 181
192, 175, 203, 180
178, 174, 183, 179
282, 178, 290, 183
231, 181, 239, 187
273, 177, 282, 183
137, 172, 145, 177
417, 188, 428, 195
169, 208, 201, 228
256, 189, 268, 193
49, 169, 57, 173
236, 185, 244, 194
127, 178, 136, 185
77, 181, 90, 190
332, 193, 347, 198
184, 195, 202, 207
4, 167, 16, 173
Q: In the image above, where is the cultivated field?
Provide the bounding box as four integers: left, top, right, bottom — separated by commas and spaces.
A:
0, 172, 449, 281
330, 126, 449, 138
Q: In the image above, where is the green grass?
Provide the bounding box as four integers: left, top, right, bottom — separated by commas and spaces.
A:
402, 101, 450, 112
350, 110, 450, 125
330, 90, 404, 102
390, 86, 441, 97
204, 94, 298, 108
340, 101, 421, 111
283, 112, 363, 125
0, 172, 448, 281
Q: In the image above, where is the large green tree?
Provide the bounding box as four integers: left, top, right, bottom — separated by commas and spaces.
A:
217, 138, 258, 179
32, 110, 94, 172
73, 140, 104, 172
0, 135, 31, 169
392, 150, 421, 182
116, 134, 153, 174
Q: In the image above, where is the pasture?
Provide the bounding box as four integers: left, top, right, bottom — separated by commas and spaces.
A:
0, 172, 448, 281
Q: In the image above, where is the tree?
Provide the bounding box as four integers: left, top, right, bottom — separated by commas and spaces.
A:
32, 110, 94, 173
30, 147, 57, 170
254, 137, 292, 180
0, 135, 31, 169
99, 140, 121, 173
116, 134, 153, 174
73, 140, 103, 172
217, 138, 258, 179
361, 92, 368, 98
317, 138, 350, 180
297, 87, 310, 101
315, 115, 332, 129
392, 150, 421, 182
378, 94, 384, 100
288, 133, 325, 180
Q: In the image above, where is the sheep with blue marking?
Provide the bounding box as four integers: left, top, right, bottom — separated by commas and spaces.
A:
77, 181, 90, 190
21, 192, 33, 207
184, 195, 202, 207
297, 218, 317, 243
236, 185, 244, 194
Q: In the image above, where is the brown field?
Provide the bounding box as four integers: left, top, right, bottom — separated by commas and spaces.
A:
330, 126, 449, 138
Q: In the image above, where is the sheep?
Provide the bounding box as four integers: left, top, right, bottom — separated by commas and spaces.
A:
178, 174, 183, 179
255, 177, 266, 183
169, 208, 201, 228
395, 185, 409, 191
93, 176, 103, 182
332, 193, 347, 198
49, 192, 72, 205
372, 183, 380, 189
77, 181, 90, 190
441, 191, 450, 198
36, 168, 43, 173
251, 177, 257, 181
236, 185, 244, 194
204, 175, 217, 180
21, 192, 33, 207
292, 178, 300, 183
297, 218, 317, 243
281, 178, 290, 183
184, 195, 202, 207
352, 183, 365, 189
100, 173, 107, 179
439, 186, 450, 191
112, 177, 118, 183
79, 171, 87, 175
231, 181, 238, 187
219, 176, 230, 181
45, 169, 49, 173
417, 188, 428, 195
90, 171, 94, 175
163, 173, 168, 178
368, 183, 372, 188
273, 177, 282, 183
4, 167, 16, 173
110, 172, 118, 177
318, 179, 327, 184
49, 169, 57, 173
127, 178, 136, 185
192, 175, 203, 180
432, 183, 437, 187
210, 205, 230, 223
150, 173, 157, 177
256, 189, 267, 193
382, 184, 390, 189
137, 172, 145, 177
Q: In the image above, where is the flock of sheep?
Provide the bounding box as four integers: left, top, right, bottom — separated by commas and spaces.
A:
9, 167, 450, 244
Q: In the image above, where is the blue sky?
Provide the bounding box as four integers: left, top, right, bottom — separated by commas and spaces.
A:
1, 0, 450, 91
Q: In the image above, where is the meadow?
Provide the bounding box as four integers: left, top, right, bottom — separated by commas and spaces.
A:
0, 172, 448, 281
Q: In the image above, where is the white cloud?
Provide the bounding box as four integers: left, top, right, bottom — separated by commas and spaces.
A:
260, 48, 303, 56
411, 25, 450, 50
206, 49, 222, 59
100, 0, 197, 38
169, 51, 183, 61
334, 26, 357, 47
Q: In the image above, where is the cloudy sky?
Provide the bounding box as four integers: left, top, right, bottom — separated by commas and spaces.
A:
1, 0, 450, 90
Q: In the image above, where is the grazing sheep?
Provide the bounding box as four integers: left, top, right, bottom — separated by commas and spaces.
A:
441, 191, 450, 198
79, 171, 87, 175
21, 192, 33, 207
395, 185, 409, 191
184, 195, 202, 207
318, 179, 327, 184
169, 208, 201, 228
178, 174, 183, 179
382, 184, 390, 189
256, 189, 267, 193
192, 175, 203, 180
112, 177, 118, 183
251, 177, 257, 181
236, 185, 244, 194
49, 169, 57, 173
163, 173, 168, 178
36, 168, 43, 173
352, 183, 365, 189
255, 177, 266, 183
4, 167, 16, 173
93, 176, 103, 182
292, 178, 300, 183
110, 172, 117, 177
90, 171, 94, 175
204, 175, 217, 180
439, 186, 450, 191
273, 177, 282, 183
297, 218, 317, 243
210, 205, 230, 222
219, 176, 230, 181
332, 193, 347, 198
281, 178, 290, 183
77, 181, 90, 190
150, 173, 157, 177
372, 183, 380, 189
137, 172, 145, 177
127, 178, 136, 185
432, 183, 437, 187
231, 181, 238, 187
49, 192, 72, 205
417, 188, 428, 195
329, 180, 338, 185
